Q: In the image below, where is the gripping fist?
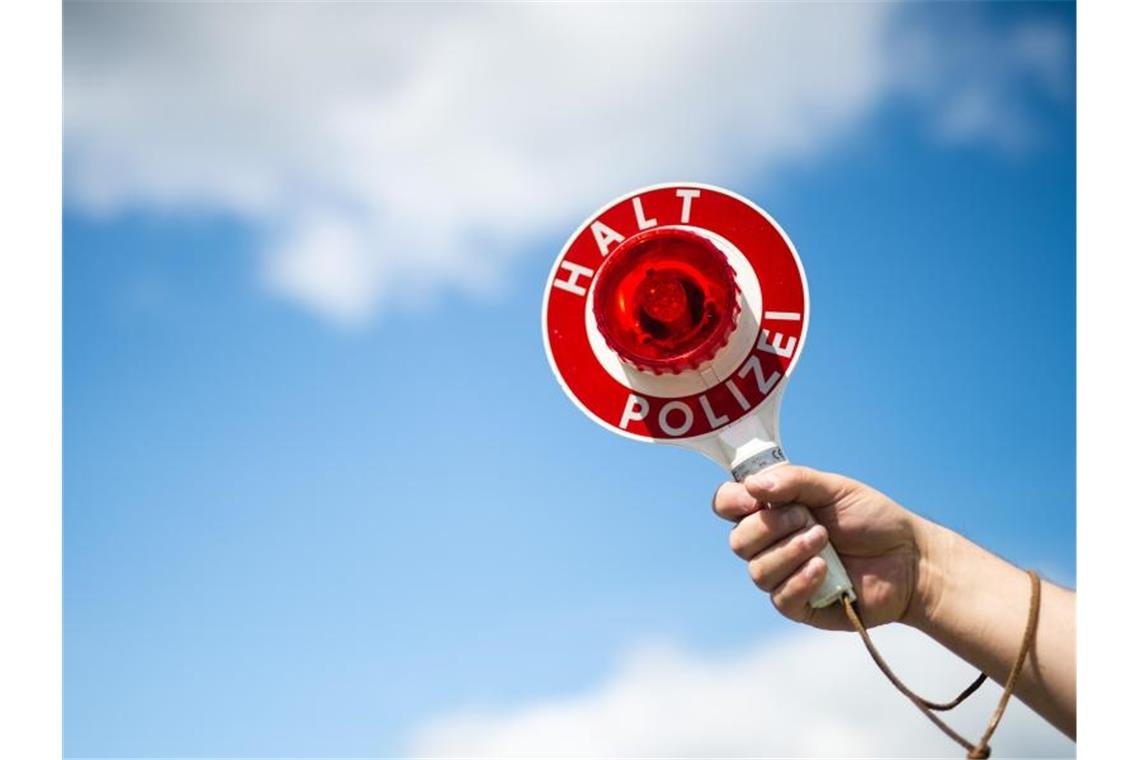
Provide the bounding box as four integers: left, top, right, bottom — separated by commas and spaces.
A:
713, 465, 929, 631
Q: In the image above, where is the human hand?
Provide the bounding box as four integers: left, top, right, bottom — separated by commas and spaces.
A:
713, 465, 932, 631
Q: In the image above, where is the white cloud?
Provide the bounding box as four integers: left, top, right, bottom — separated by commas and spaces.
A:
63, 3, 1070, 325
408, 625, 1073, 758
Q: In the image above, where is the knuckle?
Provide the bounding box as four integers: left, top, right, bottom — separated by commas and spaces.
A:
771, 590, 799, 619
794, 569, 814, 596
770, 568, 816, 622
748, 560, 768, 590
715, 483, 757, 520
728, 527, 746, 555
734, 511, 763, 543
792, 531, 812, 554
795, 524, 823, 553
784, 466, 806, 489
712, 483, 733, 515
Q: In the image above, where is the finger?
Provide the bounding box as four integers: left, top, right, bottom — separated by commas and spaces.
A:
743, 465, 852, 509
745, 523, 830, 591
728, 504, 811, 560
712, 482, 762, 523
770, 556, 828, 622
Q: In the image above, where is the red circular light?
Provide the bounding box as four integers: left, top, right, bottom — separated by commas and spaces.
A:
592, 227, 741, 374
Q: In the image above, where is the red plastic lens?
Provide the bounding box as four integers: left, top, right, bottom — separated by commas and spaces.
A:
592, 227, 740, 374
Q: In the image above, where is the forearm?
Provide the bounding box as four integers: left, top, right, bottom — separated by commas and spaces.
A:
906, 519, 1076, 739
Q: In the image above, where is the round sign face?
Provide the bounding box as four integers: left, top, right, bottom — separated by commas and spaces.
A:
542, 183, 809, 442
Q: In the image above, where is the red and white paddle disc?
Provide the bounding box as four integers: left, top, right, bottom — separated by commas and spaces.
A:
542, 183, 809, 443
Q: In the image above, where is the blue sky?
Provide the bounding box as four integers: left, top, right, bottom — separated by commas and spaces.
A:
64, 3, 1074, 757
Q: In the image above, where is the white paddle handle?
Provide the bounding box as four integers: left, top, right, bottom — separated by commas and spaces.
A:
731, 448, 855, 609
797, 514, 855, 608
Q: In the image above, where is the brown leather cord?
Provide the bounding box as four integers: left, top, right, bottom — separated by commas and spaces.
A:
920, 670, 988, 712
968, 570, 1042, 757
841, 569, 1042, 760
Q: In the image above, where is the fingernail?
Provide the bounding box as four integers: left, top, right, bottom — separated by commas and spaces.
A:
807, 524, 827, 544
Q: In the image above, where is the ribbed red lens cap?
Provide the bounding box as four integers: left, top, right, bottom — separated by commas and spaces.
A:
592, 227, 740, 374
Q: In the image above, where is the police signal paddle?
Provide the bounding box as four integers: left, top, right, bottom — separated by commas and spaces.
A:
541, 182, 854, 609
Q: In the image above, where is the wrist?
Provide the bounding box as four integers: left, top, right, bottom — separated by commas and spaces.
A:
901, 516, 958, 631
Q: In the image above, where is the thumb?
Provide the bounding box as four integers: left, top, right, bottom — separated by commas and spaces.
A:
742, 465, 852, 509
